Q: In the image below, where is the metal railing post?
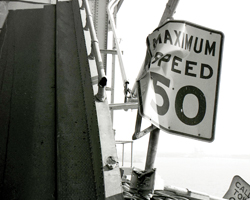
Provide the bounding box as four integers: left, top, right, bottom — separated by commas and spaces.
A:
107, 0, 130, 101
131, 142, 133, 168
82, 0, 107, 101
122, 143, 124, 166
115, 140, 133, 168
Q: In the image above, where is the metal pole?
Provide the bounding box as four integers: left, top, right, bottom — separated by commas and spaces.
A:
107, 0, 129, 86
158, 0, 180, 26
145, 128, 160, 170
110, 7, 117, 122
131, 0, 180, 97
143, 0, 179, 171
122, 143, 124, 166
82, 0, 107, 101
131, 142, 133, 168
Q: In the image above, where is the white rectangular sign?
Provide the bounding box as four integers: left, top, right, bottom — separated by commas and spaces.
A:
137, 20, 224, 141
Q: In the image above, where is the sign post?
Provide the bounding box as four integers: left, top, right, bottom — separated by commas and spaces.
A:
142, 0, 180, 175
138, 20, 224, 141
145, 128, 160, 170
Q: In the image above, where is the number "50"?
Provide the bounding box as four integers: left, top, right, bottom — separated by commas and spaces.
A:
150, 72, 206, 126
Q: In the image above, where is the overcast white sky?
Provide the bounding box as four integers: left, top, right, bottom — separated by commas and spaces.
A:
110, 0, 250, 156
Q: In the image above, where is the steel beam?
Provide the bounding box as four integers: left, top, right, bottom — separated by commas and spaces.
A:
0, 5, 56, 199
56, 1, 105, 199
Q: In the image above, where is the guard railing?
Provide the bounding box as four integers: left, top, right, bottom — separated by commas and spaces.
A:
81, 0, 107, 101
107, 0, 130, 102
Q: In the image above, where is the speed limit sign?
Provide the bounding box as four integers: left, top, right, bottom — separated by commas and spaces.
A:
137, 20, 224, 141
